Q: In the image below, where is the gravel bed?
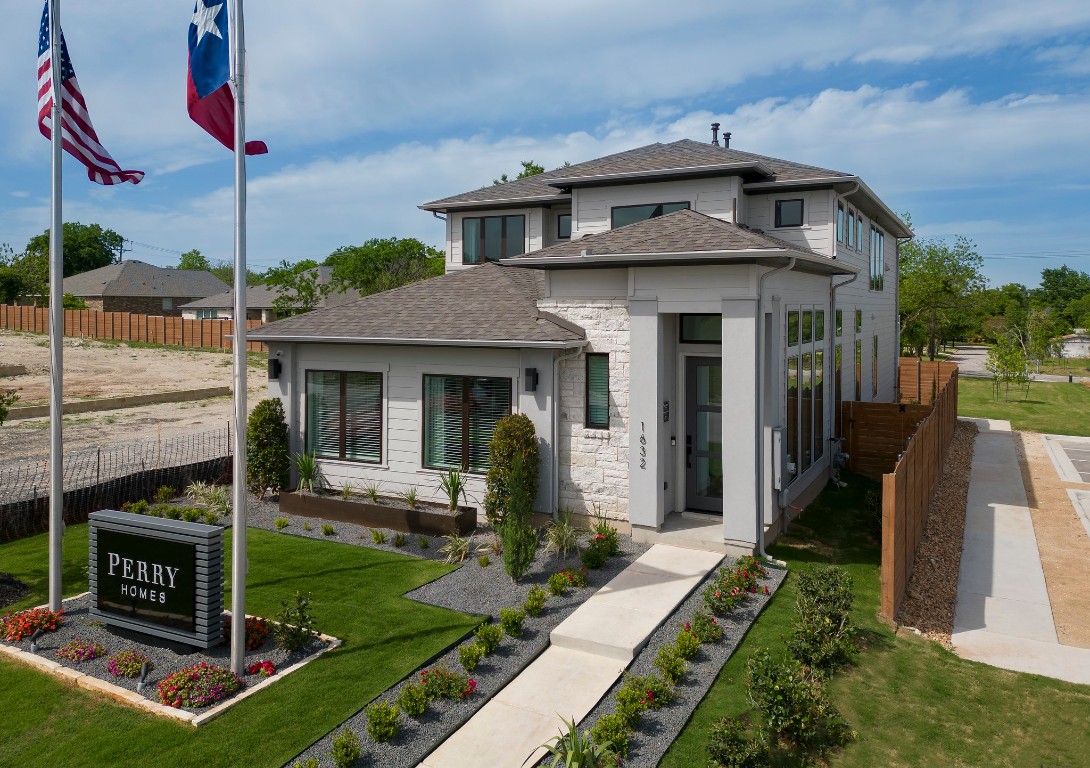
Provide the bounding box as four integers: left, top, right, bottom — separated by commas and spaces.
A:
896, 419, 979, 643
0, 573, 31, 608
567, 561, 786, 767
2, 593, 330, 712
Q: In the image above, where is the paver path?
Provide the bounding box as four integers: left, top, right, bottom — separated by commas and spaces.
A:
951, 418, 1090, 685
420, 544, 724, 768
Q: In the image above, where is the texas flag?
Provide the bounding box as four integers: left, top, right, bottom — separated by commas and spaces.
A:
187, 0, 267, 154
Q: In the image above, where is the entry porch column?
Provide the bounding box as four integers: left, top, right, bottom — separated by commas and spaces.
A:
721, 298, 759, 548
628, 298, 665, 529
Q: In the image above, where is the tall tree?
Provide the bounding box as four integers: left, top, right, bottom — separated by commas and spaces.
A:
25, 222, 124, 276
325, 237, 444, 296
1033, 266, 1090, 328
177, 249, 211, 271
493, 160, 545, 185
898, 217, 986, 360
262, 259, 330, 317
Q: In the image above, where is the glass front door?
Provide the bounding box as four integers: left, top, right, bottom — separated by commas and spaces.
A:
685, 356, 723, 513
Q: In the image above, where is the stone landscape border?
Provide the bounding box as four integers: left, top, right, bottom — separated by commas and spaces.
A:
0, 593, 341, 727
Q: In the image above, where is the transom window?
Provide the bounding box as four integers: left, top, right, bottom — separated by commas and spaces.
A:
680, 314, 722, 344
611, 201, 689, 229
775, 199, 804, 228
557, 213, 572, 239
306, 370, 383, 463
462, 215, 526, 264
423, 375, 512, 473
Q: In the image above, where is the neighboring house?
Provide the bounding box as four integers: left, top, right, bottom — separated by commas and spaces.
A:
1060, 330, 1090, 358
251, 132, 910, 553
62, 260, 228, 317
179, 267, 363, 322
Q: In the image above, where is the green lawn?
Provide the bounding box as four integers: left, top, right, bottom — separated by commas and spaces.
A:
957, 376, 1090, 436
0, 526, 479, 768
661, 474, 1090, 767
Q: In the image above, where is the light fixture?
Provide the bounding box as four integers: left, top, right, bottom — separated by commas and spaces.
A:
29, 629, 43, 653
137, 662, 151, 694
524, 367, 539, 392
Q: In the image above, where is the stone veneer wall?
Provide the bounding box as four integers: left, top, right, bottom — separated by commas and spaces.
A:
539, 298, 631, 521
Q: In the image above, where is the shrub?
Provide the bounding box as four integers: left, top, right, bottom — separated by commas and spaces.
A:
547, 571, 569, 596
399, 486, 419, 509
185, 481, 231, 518
524, 585, 548, 617
222, 615, 271, 651
200, 510, 220, 526
397, 683, 428, 717
788, 565, 857, 673
274, 591, 317, 652
501, 515, 538, 581
474, 622, 502, 654
322, 523, 336, 537
365, 702, 399, 744
621, 674, 674, 710
393, 533, 406, 548
419, 665, 476, 700
478, 554, 490, 567
331, 726, 362, 766
107, 649, 150, 678
154, 485, 175, 504
303, 522, 312, 531
690, 612, 723, 644
588, 508, 620, 556
246, 399, 290, 498
675, 626, 701, 660
538, 715, 618, 768
1, 607, 63, 641
247, 660, 276, 677
274, 517, 289, 530
614, 685, 649, 729
580, 541, 608, 570
418, 536, 429, 550
653, 642, 688, 683
440, 533, 470, 564
0, 388, 19, 427
500, 608, 525, 637
121, 499, 149, 515
293, 760, 318, 768
483, 413, 540, 528
558, 566, 589, 589
293, 451, 321, 493
370, 529, 387, 545
706, 716, 769, 768
544, 508, 583, 559
703, 559, 767, 616
181, 508, 202, 523
157, 662, 242, 708
163, 506, 183, 520
56, 638, 106, 663
459, 641, 485, 672
591, 712, 632, 758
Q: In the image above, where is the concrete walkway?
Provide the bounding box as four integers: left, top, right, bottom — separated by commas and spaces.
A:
951, 418, 1090, 685
420, 544, 724, 768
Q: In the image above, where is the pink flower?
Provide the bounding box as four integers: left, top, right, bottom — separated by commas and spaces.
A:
684, 622, 691, 631
714, 591, 721, 599
764, 585, 770, 595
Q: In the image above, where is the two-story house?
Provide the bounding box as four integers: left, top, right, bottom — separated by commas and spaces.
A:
250, 130, 910, 553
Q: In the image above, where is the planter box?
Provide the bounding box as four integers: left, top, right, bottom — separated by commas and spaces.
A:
279, 492, 476, 537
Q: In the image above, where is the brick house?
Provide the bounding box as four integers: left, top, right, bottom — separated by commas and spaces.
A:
62, 260, 229, 316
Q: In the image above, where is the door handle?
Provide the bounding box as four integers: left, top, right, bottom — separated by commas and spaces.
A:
686, 435, 692, 469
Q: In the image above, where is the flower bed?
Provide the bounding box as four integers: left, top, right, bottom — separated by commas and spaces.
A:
279, 491, 476, 536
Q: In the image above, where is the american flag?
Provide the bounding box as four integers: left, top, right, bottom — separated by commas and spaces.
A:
37, 2, 144, 185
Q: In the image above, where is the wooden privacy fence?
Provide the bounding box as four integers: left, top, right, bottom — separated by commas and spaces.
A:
0, 304, 265, 351
899, 359, 959, 405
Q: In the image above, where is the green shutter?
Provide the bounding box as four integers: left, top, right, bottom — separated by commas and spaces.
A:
586, 354, 609, 429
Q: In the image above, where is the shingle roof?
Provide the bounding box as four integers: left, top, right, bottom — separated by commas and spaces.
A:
178, 267, 363, 310
421, 139, 851, 210
504, 209, 825, 261
62, 261, 229, 298
248, 263, 585, 346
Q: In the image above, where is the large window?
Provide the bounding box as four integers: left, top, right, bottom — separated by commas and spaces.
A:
847, 210, 855, 248
611, 201, 689, 229
873, 335, 880, 397
585, 354, 610, 429
423, 375, 511, 473
775, 199, 804, 228
869, 225, 885, 290
557, 213, 572, 240
462, 215, 526, 264
785, 306, 826, 484
306, 371, 383, 463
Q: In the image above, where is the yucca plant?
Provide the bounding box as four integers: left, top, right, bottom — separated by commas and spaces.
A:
439, 533, 470, 564
294, 451, 321, 494
544, 508, 584, 559
363, 482, 382, 504
437, 468, 470, 511
341, 481, 354, 500
400, 486, 420, 510
530, 715, 618, 768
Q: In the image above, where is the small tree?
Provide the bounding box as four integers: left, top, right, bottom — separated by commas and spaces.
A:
247, 398, 290, 498
500, 452, 539, 581
483, 413, 540, 528
0, 389, 19, 427
986, 336, 1029, 402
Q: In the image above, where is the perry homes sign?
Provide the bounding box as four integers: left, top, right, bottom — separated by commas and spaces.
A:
89, 510, 223, 649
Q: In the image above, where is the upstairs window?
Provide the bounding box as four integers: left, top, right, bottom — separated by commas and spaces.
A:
869, 225, 885, 291
557, 213, 572, 239
611, 201, 689, 229
585, 354, 610, 429
847, 210, 855, 248
462, 215, 526, 264
775, 199, 804, 228
836, 202, 845, 243
423, 375, 511, 473
855, 214, 864, 252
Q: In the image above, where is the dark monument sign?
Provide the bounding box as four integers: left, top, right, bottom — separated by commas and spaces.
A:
89, 510, 223, 648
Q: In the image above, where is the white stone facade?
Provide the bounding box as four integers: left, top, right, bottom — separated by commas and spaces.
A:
539, 298, 631, 521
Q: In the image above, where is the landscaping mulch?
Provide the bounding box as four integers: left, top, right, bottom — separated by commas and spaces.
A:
0, 573, 30, 609
896, 419, 978, 643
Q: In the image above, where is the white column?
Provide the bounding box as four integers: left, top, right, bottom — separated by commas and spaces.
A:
721, 298, 758, 547
628, 299, 663, 528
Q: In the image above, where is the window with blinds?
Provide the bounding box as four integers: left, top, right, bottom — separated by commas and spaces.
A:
585, 354, 610, 429
305, 370, 382, 463
423, 375, 511, 473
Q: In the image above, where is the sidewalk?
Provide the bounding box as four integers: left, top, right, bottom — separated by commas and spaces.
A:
420, 544, 724, 768
951, 418, 1090, 685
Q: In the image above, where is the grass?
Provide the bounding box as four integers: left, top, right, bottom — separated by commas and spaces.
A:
957, 376, 1090, 436
0, 525, 479, 768
661, 473, 1090, 768
1036, 356, 1090, 375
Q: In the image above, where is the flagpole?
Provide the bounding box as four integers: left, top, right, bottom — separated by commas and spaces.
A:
47, 0, 64, 613
229, 0, 249, 677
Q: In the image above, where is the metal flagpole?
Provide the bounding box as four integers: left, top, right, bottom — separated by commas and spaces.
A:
47, 0, 64, 612
229, 0, 249, 677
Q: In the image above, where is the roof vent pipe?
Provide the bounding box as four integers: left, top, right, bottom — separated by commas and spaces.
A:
724, 131, 731, 149
711, 122, 720, 146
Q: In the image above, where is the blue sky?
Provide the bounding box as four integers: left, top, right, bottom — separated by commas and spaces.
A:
1, 0, 1088, 288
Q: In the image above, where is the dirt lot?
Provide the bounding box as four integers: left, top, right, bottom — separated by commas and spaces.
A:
0, 330, 266, 462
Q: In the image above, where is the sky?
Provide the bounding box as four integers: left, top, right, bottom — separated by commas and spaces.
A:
1, 1, 1088, 289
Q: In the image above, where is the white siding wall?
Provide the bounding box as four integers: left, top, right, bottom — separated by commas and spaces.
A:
541, 207, 572, 249
572, 178, 740, 238
743, 190, 834, 256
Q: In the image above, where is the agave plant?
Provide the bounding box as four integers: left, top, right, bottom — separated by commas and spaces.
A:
294, 451, 321, 494
437, 468, 470, 511
439, 533, 470, 564
544, 508, 584, 559
528, 715, 617, 768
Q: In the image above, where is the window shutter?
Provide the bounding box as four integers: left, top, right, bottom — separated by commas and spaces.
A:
306, 371, 342, 458
344, 372, 382, 463
424, 376, 464, 470
467, 377, 512, 473
586, 354, 610, 429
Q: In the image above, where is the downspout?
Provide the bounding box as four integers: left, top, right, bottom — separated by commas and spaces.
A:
552, 344, 587, 519
756, 258, 796, 567
829, 271, 858, 439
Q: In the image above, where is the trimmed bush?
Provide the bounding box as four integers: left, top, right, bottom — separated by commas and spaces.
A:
500, 513, 537, 582
653, 642, 688, 684
580, 542, 608, 570
706, 716, 769, 768
474, 622, 502, 654
397, 683, 428, 717
621, 673, 674, 709
246, 399, 290, 499
591, 712, 632, 758
524, 586, 548, 617
483, 413, 539, 528
364, 703, 399, 744
332, 727, 361, 766
788, 565, 857, 672
500, 608, 525, 637
547, 571, 570, 596
675, 626, 701, 660
274, 517, 289, 530
614, 685, 649, 729
690, 611, 723, 644
459, 641, 485, 672
419, 665, 476, 700
154, 486, 175, 504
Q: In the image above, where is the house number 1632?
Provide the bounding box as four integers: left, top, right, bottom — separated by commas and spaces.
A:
639, 421, 647, 469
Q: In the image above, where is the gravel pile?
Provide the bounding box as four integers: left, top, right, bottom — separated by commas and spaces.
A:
567, 563, 786, 768
896, 419, 979, 643
3, 593, 330, 712
0, 573, 30, 608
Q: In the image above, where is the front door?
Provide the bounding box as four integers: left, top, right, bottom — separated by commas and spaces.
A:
685, 356, 724, 513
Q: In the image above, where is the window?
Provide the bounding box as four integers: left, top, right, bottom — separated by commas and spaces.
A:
786, 356, 799, 485
162, 298, 173, 311
846, 210, 855, 248
854, 340, 862, 401
835, 309, 843, 337
306, 371, 383, 463
814, 350, 824, 461
680, 314, 722, 343
802, 353, 813, 471
855, 216, 864, 252
815, 310, 825, 342
787, 310, 800, 346
423, 375, 511, 473
873, 335, 879, 397
869, 226, 885, 291
611, 201, 689, 229
557, 213, 572, 240
802, 310, 813, 344
195, 309, 218, 320
836, 202, 845, 243
854, 309, 862, 334
775, 199, 804, 228
585, 354, 610, 429
462, 215, 526, 264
